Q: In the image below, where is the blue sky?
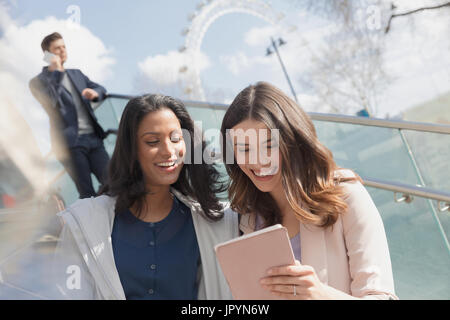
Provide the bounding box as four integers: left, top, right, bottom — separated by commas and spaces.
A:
3, 0, 450, 99
5, 0, 304, 97
7, 0, 205, 94
1, 0, 449, 153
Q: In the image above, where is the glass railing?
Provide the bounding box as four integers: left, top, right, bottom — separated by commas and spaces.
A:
310, 119, 450, 299
402, 130, 450, 191
365, 186, 449, 299
311, 118, 450, 254
16, 94, 450, 299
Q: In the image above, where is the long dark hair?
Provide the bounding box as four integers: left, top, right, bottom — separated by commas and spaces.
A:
100, 94, 225, 221
221, 82, 357, 228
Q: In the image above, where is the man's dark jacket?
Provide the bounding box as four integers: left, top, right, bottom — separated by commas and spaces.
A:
29, 67, 107, 157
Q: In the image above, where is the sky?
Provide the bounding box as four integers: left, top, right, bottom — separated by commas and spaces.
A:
1, 0, 449, 154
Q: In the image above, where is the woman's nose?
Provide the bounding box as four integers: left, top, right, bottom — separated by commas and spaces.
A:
160, 139, 176, 158
247, 149, 272, 166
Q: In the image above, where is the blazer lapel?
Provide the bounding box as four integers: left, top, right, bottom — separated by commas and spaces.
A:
66, 70, 83, 95
299, 223, 329, 284
38, 69, 59, 109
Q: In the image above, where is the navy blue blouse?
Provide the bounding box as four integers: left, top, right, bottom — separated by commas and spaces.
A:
111, 196, 200, 299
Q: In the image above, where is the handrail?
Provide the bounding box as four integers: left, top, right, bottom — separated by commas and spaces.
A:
363, 175, 450, 253
106, 93, 229, 111
309, 112, 450, 135
362, 176, 450, 204
106, 94, 450, 134
105, 93, 135, 100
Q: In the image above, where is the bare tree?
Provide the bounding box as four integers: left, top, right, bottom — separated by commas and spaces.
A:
291, 0, 388, 115
303, 27, 387, 115
289, 0, 361, 24
385, 1, 450, 33
289, 0, 450, 116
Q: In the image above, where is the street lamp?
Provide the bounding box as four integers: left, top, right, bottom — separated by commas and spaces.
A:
266, 37, 299, 105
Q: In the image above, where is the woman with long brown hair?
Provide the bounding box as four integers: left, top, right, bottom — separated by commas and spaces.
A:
221, 82, 397, 299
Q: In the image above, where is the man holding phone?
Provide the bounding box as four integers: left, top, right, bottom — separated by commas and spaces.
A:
29, 32, 110, 199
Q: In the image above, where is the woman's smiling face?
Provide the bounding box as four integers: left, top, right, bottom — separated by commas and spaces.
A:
136, 108, 186, 189
230, 118, 282, 193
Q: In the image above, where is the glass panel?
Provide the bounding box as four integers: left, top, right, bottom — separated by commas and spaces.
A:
185, 105, 224, 151
106, 97, 129, 122
95, 99, 119, 156
0, 234, 57, 299
94, 98, 120, 134
366, 186, 450, 299
184, 104, 228, 199
312, 120, 450, 256
402, 130, 450, 191
436, 209, 450, 257
0, 204, 60, 299
185, 106, 221, 130
312, 121, 421, 185
48, 164, 78, 207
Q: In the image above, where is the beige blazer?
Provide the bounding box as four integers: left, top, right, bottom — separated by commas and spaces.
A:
239, 171, 398, 300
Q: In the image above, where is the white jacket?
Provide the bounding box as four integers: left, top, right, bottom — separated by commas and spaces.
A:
50, 188, 239, 300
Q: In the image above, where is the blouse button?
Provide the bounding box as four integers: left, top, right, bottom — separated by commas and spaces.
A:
150, 264, 156, 270
148, 289, 154, 295
149, 241, 155, 246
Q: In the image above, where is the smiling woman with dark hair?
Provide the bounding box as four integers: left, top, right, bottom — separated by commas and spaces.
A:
102, 94, 225, 221
51, 94, 238, 300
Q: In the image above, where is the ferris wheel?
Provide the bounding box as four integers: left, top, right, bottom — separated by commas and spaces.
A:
178, 0, 296, 101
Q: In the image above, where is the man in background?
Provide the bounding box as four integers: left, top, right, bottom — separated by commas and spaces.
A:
29, 32, 110, 199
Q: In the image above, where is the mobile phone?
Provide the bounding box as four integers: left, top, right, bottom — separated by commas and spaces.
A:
43, 50, 56, 64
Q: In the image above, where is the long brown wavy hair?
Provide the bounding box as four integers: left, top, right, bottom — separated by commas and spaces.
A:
221, 82, 358, 228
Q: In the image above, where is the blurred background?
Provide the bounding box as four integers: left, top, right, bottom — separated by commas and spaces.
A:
0, 0, 449, 299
